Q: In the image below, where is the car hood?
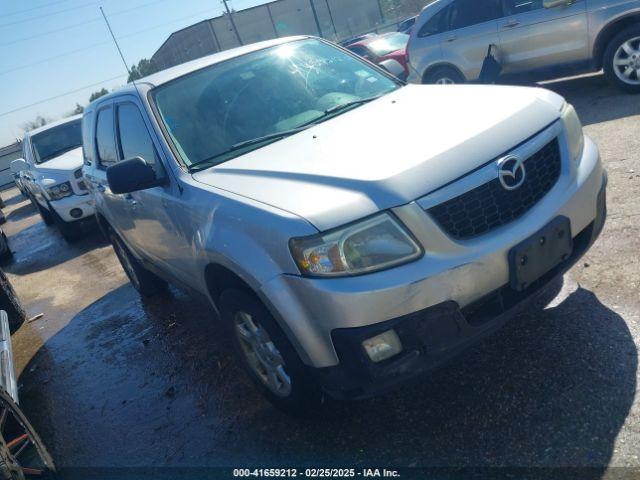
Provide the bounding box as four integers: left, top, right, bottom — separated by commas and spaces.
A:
192, 84, 564, 231
34, 147, 83, 175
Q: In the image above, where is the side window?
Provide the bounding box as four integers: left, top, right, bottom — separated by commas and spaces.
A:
116, 103, 162, 175
503, 0, 544, 15
449, 0, 502, 30
95, 107, 117, 168
418, 7, 450, 37
347, 46, 370, 58
81, 115, 93, 166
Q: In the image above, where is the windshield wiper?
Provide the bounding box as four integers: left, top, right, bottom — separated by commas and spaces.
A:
323, 94, 384, 115
189, 125, 312, 171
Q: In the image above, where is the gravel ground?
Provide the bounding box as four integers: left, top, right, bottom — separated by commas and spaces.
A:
2, 72, 639, 475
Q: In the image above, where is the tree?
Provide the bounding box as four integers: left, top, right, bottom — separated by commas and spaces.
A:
128, 58, 158, 83
72, 103, 84, 115
89, 88, 108, 103
22, 116, 48, 132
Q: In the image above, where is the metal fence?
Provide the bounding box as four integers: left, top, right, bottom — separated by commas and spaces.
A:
151, 0, 431, 71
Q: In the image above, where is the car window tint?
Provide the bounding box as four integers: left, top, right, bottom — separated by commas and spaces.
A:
418, 7, 450, 37
503, 0, 544, 15
347, 45, 370, 58
117, 103, 160, 170
81, 114, 93, 165
449, 0, 502, 30
95, 107, 117, 168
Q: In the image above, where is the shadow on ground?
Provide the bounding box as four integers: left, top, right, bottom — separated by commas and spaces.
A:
17, 278, 636, 473
4, 221, 107, 275
6, 202, 36, 222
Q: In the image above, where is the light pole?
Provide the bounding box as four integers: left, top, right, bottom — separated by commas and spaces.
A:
222, 0, 243, 45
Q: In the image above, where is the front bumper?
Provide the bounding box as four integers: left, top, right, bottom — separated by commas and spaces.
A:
262, 131, 605, 373
315, 184, 605, 399
49, 194, 95, 223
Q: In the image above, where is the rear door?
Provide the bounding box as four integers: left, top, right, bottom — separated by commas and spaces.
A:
439, 0, 503, 81
497, 0, 589, 74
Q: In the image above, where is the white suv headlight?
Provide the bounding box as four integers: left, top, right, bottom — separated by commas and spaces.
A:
561, 102, 584, 162
45, 181, 73, 201
289, 212, 422, 277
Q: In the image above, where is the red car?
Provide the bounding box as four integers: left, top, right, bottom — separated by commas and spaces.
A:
345, 32, 410, 77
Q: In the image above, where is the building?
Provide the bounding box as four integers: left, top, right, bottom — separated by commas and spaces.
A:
0, 142, 22, 191
151, 0, 429, 71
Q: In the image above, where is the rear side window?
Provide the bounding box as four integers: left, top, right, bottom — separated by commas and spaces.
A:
503, 0, 544, 15
95, 107, 117, 168
418, 7, 450, 37
449, 0, 502, 30
116, 103, 162, 173
81, 114, 93, 165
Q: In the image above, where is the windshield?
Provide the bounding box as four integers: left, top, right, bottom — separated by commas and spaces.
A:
367, 33, 409, 56
152, 39, 400, 168
30, 120, 82, 164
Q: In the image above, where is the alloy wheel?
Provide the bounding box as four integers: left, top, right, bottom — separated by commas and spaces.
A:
234, 311, 292, 397
435, 77, 455, 85
613, 36, 640, 85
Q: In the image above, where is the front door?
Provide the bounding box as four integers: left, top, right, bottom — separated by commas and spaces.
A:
498, 0, 589, 75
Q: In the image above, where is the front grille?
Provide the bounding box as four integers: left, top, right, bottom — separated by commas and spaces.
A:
427, 139, 561, 240
74, 168, 83, 179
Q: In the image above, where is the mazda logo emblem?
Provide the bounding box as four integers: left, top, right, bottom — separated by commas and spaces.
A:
497, 155, 526, 190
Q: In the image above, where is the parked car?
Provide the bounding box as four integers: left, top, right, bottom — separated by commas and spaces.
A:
407, 0, 640, 92
397, 15, 417, 34
346, 32, 410, 77
338, 33, 376, 47
83, 36, 606, 413
12, 116, 95, 242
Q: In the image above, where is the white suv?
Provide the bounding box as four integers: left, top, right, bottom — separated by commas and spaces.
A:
14, 116, 95, 242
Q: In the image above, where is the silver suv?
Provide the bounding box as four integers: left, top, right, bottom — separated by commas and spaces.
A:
407, 0, 640, 92
82, 37, 606, 413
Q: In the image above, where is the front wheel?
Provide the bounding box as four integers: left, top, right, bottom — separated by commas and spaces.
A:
219, 289, 323, 415
603, 25, 640, 93
30, 198, 54, 227
51, 211, 82, 244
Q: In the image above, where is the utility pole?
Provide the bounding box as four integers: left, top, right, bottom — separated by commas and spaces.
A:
222, 0, 243, 46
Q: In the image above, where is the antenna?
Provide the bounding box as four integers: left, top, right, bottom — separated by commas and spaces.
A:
99, 7, 143, 98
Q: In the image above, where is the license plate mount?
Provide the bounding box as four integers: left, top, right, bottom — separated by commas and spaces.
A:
508, 216, 573, 292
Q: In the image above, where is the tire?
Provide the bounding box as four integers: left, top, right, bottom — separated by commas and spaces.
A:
0, 233, 12, 267
423, 66, 465, 85
109, 231, 167, 297
31, 198, 54, 227
219, 289, 323, 415
603, 25, 640, 93
0, 388, 56, 479
51, 210, 82, 244
0, 269, 26, 334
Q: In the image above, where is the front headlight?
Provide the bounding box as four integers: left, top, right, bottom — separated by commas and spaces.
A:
289, 212, 422, 277
45, 181, 73, 201
561, 102, 584, 162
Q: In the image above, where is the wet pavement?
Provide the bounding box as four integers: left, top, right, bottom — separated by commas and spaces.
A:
2, 73, 639, 472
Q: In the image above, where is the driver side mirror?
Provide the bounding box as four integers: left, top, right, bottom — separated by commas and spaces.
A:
543, 0, 574, 8
10, 158, 28, 173
106, 157, 165, 194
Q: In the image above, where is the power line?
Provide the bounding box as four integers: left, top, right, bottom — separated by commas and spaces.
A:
0, 0, 174, 47
0, 74, 127, 117
0, 6, 217, 76
3, 0, 82, 18
0, 1, 102, 28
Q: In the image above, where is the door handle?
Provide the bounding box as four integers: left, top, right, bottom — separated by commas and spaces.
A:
446, 35, 458, 42
503, 20, 520, 28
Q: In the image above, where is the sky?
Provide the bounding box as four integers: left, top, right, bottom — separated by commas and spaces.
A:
0, 0, 267, 147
